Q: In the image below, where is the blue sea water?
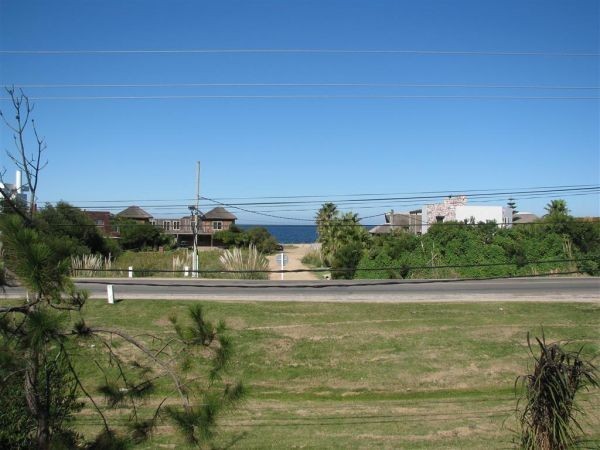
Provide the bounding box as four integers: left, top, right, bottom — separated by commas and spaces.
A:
239, 225, 318, 244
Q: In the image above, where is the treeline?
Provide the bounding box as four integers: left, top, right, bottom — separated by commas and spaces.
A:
4, 202, 281, 262
316, 201, 600, 280
19, 201, 169, 258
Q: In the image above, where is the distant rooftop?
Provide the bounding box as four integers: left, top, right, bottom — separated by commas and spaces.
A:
203, 207, 237, 220
117, 205, 153, 220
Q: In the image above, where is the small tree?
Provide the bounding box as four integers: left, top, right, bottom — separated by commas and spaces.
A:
0, 87, 46, 221
316, 202, 338, 264
316, 204, 369, 269
544, 199, 570, 218
116, 218, 169, 250
507, 198, 520, 222
516, 333, 598, 449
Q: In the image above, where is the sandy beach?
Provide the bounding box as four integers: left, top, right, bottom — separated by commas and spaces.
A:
267, 243, 321, 280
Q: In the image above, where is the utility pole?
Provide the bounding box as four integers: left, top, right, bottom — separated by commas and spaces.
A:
190, 162, 201, 278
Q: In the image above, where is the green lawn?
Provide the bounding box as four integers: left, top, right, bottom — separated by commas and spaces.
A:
70, 300, 599, 449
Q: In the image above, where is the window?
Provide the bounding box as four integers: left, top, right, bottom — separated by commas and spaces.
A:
212, 221, 223, 231
94, 219, 105, 226
436, 216, 445, 223
163, 221, 171, 231
173, 221, 180, 230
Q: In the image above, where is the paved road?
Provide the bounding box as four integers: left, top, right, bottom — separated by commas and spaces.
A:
3, 277, 598, 303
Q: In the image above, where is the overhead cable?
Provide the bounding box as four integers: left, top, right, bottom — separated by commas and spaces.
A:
1, 48, 598, 57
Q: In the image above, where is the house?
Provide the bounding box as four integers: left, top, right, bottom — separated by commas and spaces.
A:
371, 196, 513, 235
201, 207, 237, 233
369, 209, 422, 235
84, 211, 116, 237
152, 215, 199, 246
421, 196, 512, 233
114, 205, 237, 247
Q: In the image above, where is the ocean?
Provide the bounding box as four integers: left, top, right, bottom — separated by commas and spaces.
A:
239, 225, 374, 244
239, 225, 318, 244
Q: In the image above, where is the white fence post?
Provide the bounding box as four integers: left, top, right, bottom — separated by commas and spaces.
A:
184, 266, 189, 277
107, 285, 114, 304
128, 266, 133, 278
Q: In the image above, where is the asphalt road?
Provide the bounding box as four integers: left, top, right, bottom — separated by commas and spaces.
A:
3, 277, 598, 303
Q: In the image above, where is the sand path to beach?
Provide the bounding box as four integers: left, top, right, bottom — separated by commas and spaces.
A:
267, 243, 321, 281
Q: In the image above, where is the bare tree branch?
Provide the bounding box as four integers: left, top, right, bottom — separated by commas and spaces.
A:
0, 87, 44, 220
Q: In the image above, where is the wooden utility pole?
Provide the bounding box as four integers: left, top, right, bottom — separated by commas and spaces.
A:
192, 161, 200, 277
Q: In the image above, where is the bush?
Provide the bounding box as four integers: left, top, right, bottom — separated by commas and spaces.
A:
331, 242, 364, 280
219, 245, 269, 280
117, 220, 170, 251
244, 227, 280, 254
214, 226, 280, 254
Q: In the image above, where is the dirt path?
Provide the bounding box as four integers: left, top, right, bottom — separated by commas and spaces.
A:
267, 244, 320, 280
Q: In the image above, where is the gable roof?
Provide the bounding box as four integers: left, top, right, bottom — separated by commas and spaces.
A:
203, 207, 237, 220
117, 205, 153, 220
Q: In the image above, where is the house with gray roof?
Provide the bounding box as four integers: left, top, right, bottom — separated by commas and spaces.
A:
201, 207, 237, 233
115, 205, 238, 247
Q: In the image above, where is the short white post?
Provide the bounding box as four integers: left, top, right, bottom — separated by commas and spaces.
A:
107, 285, 114, 304
128, 266, 133, 278
184, 266, 189, 277
280, 252, 284, 281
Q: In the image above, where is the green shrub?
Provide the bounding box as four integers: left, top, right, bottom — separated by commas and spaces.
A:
331, 242, 364, 280
215, 226, 280, 254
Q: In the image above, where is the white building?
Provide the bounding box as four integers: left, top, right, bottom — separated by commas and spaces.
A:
0, 170, 28, 205
421, 196, 512, 233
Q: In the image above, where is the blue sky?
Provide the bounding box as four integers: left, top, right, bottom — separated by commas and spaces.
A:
0, 0, 598, 223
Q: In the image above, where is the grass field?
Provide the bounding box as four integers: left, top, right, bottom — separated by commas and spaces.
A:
69, 300, 599, 449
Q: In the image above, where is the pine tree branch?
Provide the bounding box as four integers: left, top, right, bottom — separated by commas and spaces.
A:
87, 327, 191, 410
59, 341, 110, 433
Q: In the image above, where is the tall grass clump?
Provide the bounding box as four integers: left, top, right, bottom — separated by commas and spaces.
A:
219, 244, 269, 280
516, 333, 599, 449
172, 253, 192, 276
301, 245, 324, 267
70, 254, 112, 277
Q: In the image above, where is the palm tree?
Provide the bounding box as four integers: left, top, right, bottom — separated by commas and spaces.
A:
316, 203, 338, 264
544, 199, 570, 217
316, 203, 338, 234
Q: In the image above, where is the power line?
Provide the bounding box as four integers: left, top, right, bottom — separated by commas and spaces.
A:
2, 94, 598, 101
5, 82, 599, 90
72, 271, 594, 290
33, 185, 600, 224
44, 185, 600, 209
41, 183, 598, 203
1, 48, 598, 56
106, 186, 599, 223
201, 195, 314, 223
